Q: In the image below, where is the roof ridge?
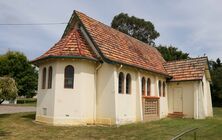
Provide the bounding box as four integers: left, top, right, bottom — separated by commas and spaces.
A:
74, 29, 83, 56
165, 56, 208, 64
74, 10, 158, 52
31, 27, 98, 63
74, 10, 168, 76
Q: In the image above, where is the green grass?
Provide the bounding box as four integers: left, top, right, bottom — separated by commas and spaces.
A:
1, 108, 222, 140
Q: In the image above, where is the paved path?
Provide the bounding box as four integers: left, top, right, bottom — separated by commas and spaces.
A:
0, 105, 36, 114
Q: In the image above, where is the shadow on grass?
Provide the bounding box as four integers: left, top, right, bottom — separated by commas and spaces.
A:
0, 114, 11, 118
0, 129, 11, 137
22, 113, 36, 120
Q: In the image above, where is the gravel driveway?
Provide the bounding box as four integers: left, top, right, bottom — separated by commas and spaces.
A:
0, 105, 36, 114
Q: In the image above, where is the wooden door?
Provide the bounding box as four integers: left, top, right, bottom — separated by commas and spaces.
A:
173, 88, 183, 112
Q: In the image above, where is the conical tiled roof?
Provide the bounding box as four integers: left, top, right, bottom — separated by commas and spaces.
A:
32, 29, 98, 62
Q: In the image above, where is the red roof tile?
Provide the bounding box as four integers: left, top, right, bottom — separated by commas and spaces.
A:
74, 11, 168, 76
33, 10, 210, 81
32, 29, 98, 62
164, 57, 208, 81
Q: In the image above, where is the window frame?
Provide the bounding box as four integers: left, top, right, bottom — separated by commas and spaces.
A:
147, 78, 151, 96
64, 65, 74, 89
48, 66, 53, 89
42, 67, 47, 89
118, 72, 124, 94
158, 80, 162, 97
141, 77, 146, 96
163, 82, 166, 97
126, 73, 131, 94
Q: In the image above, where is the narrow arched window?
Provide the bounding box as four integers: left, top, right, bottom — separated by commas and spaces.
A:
48, 66, 53, 89
42, 67, 46, 89
64, 65, 74, 89
147, 78, 151, 96
141, 77, 146, 96
118, 72, 124, 94
159, 80, 162, 97
163, 82, 166, 97
126, 74, 131, 94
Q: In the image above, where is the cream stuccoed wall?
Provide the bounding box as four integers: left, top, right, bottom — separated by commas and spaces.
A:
168, 81, 195, 118
156, 77, 168, 119
96, 63, 116, 125
202, 74, 213, 117
114, 66, 168, 124
36, 61, 55, 123
140, 72, 168, 119
36, 59, 97, 125
168, 76, 213, 119
194, 74, 213, 119
114, 67, 137, 124
36, 61, 57, 124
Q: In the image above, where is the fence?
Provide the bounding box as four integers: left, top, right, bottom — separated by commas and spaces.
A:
171, 128, 198, 140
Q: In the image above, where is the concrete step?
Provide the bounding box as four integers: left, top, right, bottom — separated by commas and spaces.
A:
168, 112, 184, 118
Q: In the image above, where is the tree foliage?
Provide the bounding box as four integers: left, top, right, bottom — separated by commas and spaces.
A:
209, 58, 222, 106
0, 77, 18, 104
111, 13, 160, 45
0, 51, 38, 97
156, 45, 189, 61
111, 13, 189, 61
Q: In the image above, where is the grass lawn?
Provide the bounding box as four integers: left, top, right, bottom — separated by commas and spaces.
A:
0, 108, 222, 140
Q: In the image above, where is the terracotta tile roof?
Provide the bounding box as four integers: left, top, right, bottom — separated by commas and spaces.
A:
32, 29, 98, 62
74, 11, 168, 76
164, 57, 208, 81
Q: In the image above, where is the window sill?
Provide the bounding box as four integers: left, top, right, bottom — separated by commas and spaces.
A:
142, 96, 160, 99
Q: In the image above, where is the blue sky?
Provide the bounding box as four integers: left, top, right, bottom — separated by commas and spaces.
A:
0, 0, 221, 61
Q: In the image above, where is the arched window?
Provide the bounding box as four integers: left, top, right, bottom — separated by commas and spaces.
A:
163, 82, 166, 97
126, 74, 131, 94
42, 67, 46, 89
48, 66, 53, 89
118, 72, 124, 94
147, 78, 151, 96
64, 65, 74, 89
141, 77, 146, 96
159, 80, 162, 97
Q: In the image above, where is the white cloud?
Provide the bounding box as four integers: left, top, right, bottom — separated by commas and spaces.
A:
0, 0, 221, 60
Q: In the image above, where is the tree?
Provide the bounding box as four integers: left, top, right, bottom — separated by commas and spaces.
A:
111, 13, 160, 45
0, 77, 18, 104
0, 51, 38, 97
156, 45, 189, 61
216, 58, 221, 67
209, 58, 222, 106
111, 13, 189, 61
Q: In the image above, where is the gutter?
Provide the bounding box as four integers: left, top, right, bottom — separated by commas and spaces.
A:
31, 55, 98, 66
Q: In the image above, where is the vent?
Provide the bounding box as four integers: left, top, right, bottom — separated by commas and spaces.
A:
43, 108, 47, 115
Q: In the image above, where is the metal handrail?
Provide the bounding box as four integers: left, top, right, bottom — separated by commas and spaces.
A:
171, 128, 198, 140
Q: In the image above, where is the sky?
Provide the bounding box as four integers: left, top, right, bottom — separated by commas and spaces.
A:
0, 0, 221, 61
